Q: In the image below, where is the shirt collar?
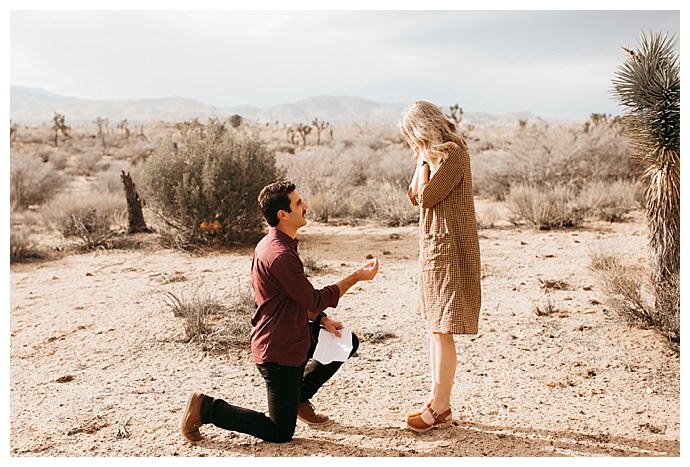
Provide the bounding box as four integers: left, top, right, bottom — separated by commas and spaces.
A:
270, 227, 299, 250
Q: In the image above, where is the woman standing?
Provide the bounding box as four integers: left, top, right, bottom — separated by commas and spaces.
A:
400, 100, 482, 432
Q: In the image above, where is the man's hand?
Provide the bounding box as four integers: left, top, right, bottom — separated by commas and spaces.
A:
356, 258, 380, 281
321, 317, 344, 337
335, 258, 380, 297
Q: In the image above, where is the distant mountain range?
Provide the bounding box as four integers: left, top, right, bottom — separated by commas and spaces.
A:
10, 85, 534, 126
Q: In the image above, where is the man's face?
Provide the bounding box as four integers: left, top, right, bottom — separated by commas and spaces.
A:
282, 190, 308, 230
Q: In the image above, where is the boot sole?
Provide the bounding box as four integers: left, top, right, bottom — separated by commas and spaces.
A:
181, 392, 203, 442
407, 419, 453, 433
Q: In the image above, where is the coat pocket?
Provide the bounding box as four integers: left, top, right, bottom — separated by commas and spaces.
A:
421, 232, 452, 270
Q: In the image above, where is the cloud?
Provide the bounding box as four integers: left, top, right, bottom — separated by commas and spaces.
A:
9, 9, 681, 120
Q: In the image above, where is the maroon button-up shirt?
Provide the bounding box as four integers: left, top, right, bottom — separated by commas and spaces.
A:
250, 228, 340, 367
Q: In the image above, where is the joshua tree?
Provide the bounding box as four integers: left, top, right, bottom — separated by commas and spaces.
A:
612, 30, 680, 340
136, 125, 149, 142
446, 104, 463, 126
93, 116, 109, 137
117, 119, 131, 141
287, 124, 311, 146
286, 125, 297, 145
296, 124, 311, 146
51, 112, 70, 147
312, 118, 330, 146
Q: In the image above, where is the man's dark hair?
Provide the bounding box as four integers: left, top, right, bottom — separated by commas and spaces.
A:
258, 180, 295, 227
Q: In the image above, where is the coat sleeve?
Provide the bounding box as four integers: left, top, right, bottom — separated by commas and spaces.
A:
418, 147, 463, 209
407, 187, 419, 206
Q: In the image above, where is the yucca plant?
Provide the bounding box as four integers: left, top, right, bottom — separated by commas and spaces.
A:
611, 30, 680, 343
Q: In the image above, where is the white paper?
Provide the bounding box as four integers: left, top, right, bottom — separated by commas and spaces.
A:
312, 326, 353, 364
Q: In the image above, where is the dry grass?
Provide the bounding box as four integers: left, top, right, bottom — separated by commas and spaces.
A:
159, 281, 255, 352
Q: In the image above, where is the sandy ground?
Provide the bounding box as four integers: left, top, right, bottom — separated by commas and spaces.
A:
9, 205, 680, 458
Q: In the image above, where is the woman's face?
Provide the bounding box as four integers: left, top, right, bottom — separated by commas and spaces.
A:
403, 131, 419, 153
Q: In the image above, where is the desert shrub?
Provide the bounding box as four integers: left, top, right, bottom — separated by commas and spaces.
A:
470, 148, 514, 201
472, 120, 636, 201
32, 147, 69, 170
532, 292, 562, 317
161, 282, 255, 352
577, 179, 643, 222
40, 191, 128, 251
142, 119, 281, 246
10, 227, 50, 263
368, 180, 418, 226
476, 206, 500, 229
279, 140, 415, 223
10, 151, 66, 210
589, 249, 678, 349
505, 183, 583, 229
300, 253, 325, 276
280, 145, 368, 221
72, 149, 104, 176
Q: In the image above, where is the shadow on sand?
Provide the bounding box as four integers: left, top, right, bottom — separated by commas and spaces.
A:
194, 418, 679, 457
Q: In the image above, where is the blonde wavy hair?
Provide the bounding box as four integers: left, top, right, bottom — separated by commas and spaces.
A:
399, 100, 467, 165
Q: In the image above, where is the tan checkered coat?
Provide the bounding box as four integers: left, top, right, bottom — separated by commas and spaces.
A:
407, 145, 482, 334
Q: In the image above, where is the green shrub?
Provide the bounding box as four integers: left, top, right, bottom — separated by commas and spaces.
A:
142, 119, 282, 246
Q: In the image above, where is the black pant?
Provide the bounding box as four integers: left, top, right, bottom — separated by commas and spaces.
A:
200, 323, 359, 443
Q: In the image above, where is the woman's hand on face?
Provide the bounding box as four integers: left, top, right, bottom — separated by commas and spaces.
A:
409, 163, 420, 195
418, 162, 430, 191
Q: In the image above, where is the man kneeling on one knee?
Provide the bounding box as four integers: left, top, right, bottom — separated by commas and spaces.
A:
181, 180, 379, 443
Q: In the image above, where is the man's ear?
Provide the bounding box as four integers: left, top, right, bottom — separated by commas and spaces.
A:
277, 209, 287, 222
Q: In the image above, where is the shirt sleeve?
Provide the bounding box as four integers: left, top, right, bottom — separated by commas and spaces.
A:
271, 249, 340, 313
407, 187, 419, 206
418, 147, 463, 209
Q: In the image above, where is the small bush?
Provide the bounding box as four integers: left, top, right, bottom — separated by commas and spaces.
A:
589, 252, 653, 320
589, 249, 678, 349
279, 141, 414, 223
40, 191, 128, 251
142, 119, 282, 246
10, 228, 50, 263
476, 206, 500, 229
471, 120, 636, 201
161, 282, 255, 352
368, 180, 418, 226
577, 179, 643, 222
533, 292, 561, 317
506, 183, 583, 229
10, 152, 66, 210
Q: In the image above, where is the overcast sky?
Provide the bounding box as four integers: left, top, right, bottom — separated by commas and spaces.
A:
8, 3, 682, 121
